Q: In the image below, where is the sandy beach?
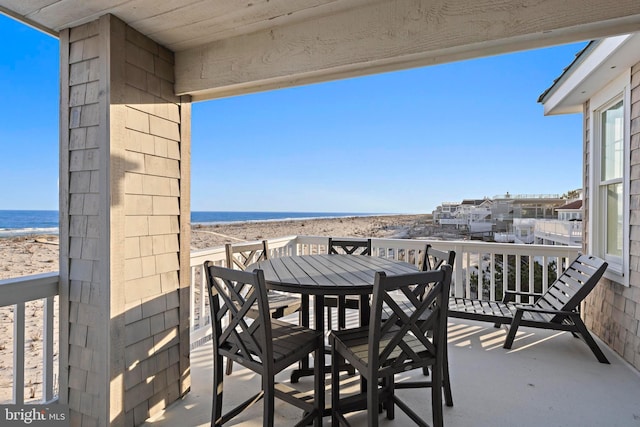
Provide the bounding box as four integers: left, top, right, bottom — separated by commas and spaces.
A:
190, 214, 433, 249
0, 214, 436, 403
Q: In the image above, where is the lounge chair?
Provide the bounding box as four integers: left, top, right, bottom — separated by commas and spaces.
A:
448, 254, 609, 363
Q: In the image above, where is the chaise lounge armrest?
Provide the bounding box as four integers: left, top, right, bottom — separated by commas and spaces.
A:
512, 306, 577, 315
510, 305, 580, 323
502, 290, 543, 304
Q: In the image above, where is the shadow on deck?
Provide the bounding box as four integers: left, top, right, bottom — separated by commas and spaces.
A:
143, 319, 640, 426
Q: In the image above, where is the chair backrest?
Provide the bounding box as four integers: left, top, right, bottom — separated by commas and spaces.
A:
368, 265, 452, 379
225, 240, 269, 270
421, 244, 456, 271
205, 263, 272, 371
533, 254, 607, 323
328, 238, 371, 255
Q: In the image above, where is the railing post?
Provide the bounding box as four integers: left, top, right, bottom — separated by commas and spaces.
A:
190, 267, 196, 331
542, 255, 549, 293
14, 302, 25, 404
489, 253, 496, 301
515, 254, 522, 301
292, 237, 300, 256
503, 255, 509, 299
199, 264, 206, 330
453, 243, 464, 297
43, 296, 55, 402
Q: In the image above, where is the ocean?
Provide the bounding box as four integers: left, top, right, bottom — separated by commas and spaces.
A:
0, 210, 377, 237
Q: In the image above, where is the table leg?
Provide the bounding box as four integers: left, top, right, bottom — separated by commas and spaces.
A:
290, 294, 354, 385
359, 294, 370, 327
291, 295, 315, 384
300, 295, 311, 371
314, 294, 325, 421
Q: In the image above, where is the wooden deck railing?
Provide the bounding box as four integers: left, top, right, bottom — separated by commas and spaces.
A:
0, 272, 58, 404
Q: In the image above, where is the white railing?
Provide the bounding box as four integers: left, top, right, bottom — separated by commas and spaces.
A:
534, 219, 582, 246
0, 272, 59, 404
188, 236, 580, 347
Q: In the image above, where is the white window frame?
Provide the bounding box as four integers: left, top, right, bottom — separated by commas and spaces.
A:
588, 70, 630, 286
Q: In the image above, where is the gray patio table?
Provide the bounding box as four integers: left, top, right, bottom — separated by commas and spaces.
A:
247, 253, 419, 414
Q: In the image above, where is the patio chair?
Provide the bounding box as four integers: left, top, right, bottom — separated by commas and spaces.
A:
330, 265, 452, 427
387, 245, 456, 407
224, 240, 302, 375
325, 238, 372, 330
449, 254, 610, 363
420, 244, 456, 272
205, 264, 323, 427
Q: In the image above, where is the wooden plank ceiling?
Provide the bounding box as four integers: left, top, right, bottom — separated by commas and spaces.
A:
2, 0, 640, 101
0, 0, 369, 50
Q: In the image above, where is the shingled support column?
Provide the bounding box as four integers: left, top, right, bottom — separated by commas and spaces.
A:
58, 14, 191, 427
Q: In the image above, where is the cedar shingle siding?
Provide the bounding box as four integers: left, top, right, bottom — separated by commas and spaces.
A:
583, 64, 640, 371
62, 15, 190, 426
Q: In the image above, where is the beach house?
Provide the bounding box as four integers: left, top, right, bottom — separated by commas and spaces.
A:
1, 2, 640, 426
533, 198, 583, 246
539, 31, 640, 363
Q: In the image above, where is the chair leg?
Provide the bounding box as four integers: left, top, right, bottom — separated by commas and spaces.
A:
331, 346, 340, 426
367, 372, 379, 427
385, 375, 395, 420
212, 355, 224, 426
504, 310, 524, 349
263, 373, 275, 427
313, 346, 323, 427
443, 344, 453, 407
431, 360, 443, 427
571, 314, 610, 364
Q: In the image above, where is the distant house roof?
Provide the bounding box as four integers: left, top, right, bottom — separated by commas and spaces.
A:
556, 200, 583, 210
460, 199, 485, 206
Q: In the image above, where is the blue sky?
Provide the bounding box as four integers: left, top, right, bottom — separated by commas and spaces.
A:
1, 13, 586, 214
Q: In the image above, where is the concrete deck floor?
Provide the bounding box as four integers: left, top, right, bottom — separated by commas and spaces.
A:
143, 319, 640, 427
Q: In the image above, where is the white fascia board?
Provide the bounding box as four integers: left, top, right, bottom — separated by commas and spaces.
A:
543, 34, 632, 116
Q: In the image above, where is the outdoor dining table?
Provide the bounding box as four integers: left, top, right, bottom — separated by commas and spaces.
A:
247, 253, 419, 415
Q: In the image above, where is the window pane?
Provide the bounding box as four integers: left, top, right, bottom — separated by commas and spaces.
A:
601, 100, 623, 181
606, 183, 623, 257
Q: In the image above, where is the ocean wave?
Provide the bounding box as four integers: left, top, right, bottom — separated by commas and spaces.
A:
0, 227, 59, 238
191, 213, 388, 227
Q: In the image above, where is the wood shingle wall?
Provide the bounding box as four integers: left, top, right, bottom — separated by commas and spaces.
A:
60, 15, 191, 427
582, 63, 640, 371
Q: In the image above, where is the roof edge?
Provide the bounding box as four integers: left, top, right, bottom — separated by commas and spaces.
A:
537, 41, 598, 104
0, 8, 59, 38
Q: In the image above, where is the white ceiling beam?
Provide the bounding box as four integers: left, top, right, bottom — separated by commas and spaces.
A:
175, 0, 640, 101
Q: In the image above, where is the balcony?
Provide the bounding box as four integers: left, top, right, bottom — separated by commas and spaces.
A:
2, 236, 639, 425
534, 219, 582, 246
